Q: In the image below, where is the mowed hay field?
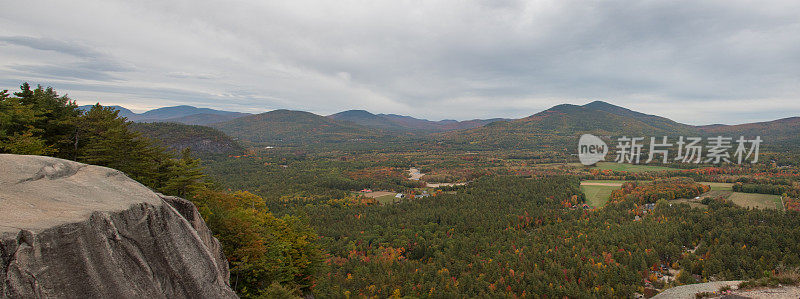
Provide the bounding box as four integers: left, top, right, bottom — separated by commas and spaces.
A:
580, 184, 618, 207
580, 180, 643, 208
362, 191, 399, 205
580, 180, 651, 208
592, 162, 675, 173
697, 183, 782, 210
375, 194, 398, 204
701, 182, 733, 191
727, 192, 783, 210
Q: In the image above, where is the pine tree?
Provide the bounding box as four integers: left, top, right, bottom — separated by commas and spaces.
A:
160, 148, 208, 197
0, 90, 52, 155
13, 83, 81, 158
77, 104, 165, 187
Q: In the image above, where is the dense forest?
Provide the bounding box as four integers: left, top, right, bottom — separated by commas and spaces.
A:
304, 176, 800, 297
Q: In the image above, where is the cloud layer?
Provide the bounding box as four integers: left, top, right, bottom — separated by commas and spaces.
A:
1, 0, 799, 124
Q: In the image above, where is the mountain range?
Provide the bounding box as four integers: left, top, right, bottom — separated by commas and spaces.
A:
85, 102, 799, 150
79, 104, 504, 132
78, 105, 250, 125
327, 110, 508, 132
440, 101, 799, 151
210, 109, 390, 145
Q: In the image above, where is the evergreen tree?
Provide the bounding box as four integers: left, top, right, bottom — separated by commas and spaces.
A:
160, 148, 208, 197
13, 83, 81, 158
77, 104, 165, 187
0, 90, 52, 155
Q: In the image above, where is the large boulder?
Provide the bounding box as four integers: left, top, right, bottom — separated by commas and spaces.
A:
0, 154, 237, 298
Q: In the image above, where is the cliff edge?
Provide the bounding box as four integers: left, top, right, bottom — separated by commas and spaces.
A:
0, 154, 236, 298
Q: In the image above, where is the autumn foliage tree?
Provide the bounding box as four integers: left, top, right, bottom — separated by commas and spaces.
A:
192, 189, 323, 298
610, 178, 711, 204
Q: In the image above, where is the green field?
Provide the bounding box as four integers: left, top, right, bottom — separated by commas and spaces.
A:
375, 194, 398, 204
727, 192, 783, 210
592, 162, 675, 172
582, 180, 628, 185
580, 184, 619, 207
580, 180, 644, 208
699, 182, 733, 191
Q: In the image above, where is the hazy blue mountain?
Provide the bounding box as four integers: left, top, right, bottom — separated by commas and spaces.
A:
328, 110, 507, 132
151, 113, 248, 125
137, 105, 249, 122
78, 105, 137, 119
213, 109, 387, 144
79, 104, 249, 124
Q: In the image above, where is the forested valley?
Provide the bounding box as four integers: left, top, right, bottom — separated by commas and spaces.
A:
3, 83, 800, 298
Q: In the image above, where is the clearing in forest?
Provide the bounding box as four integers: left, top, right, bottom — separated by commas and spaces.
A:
699, 182, 733, 191
580, 181, 623, 208
727, 192, 783, 210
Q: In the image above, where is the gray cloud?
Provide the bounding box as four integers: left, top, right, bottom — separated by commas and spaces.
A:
0, 36, 135, 82
0, 36, 103, 58
8, 64, 122, 81
166, 72, 221, 80
0, 0, 798, 124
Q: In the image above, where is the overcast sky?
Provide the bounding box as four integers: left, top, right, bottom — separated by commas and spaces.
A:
1, 0, 799, 124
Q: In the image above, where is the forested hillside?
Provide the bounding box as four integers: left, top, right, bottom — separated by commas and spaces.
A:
129, 122, 244, 157
582, 100, 696, 133
698, 117, 800, 151
328, 110, 406, 132
437, 101, 798, 154
328, 109, 506, 132
439, 103, 694, 150
212, 109, 393, 145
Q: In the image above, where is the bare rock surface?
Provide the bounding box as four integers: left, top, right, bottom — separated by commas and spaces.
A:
652, 281, 742, 298
733, 286, 800, 298
0, 154, 236, 298
655, 282, 800, 299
